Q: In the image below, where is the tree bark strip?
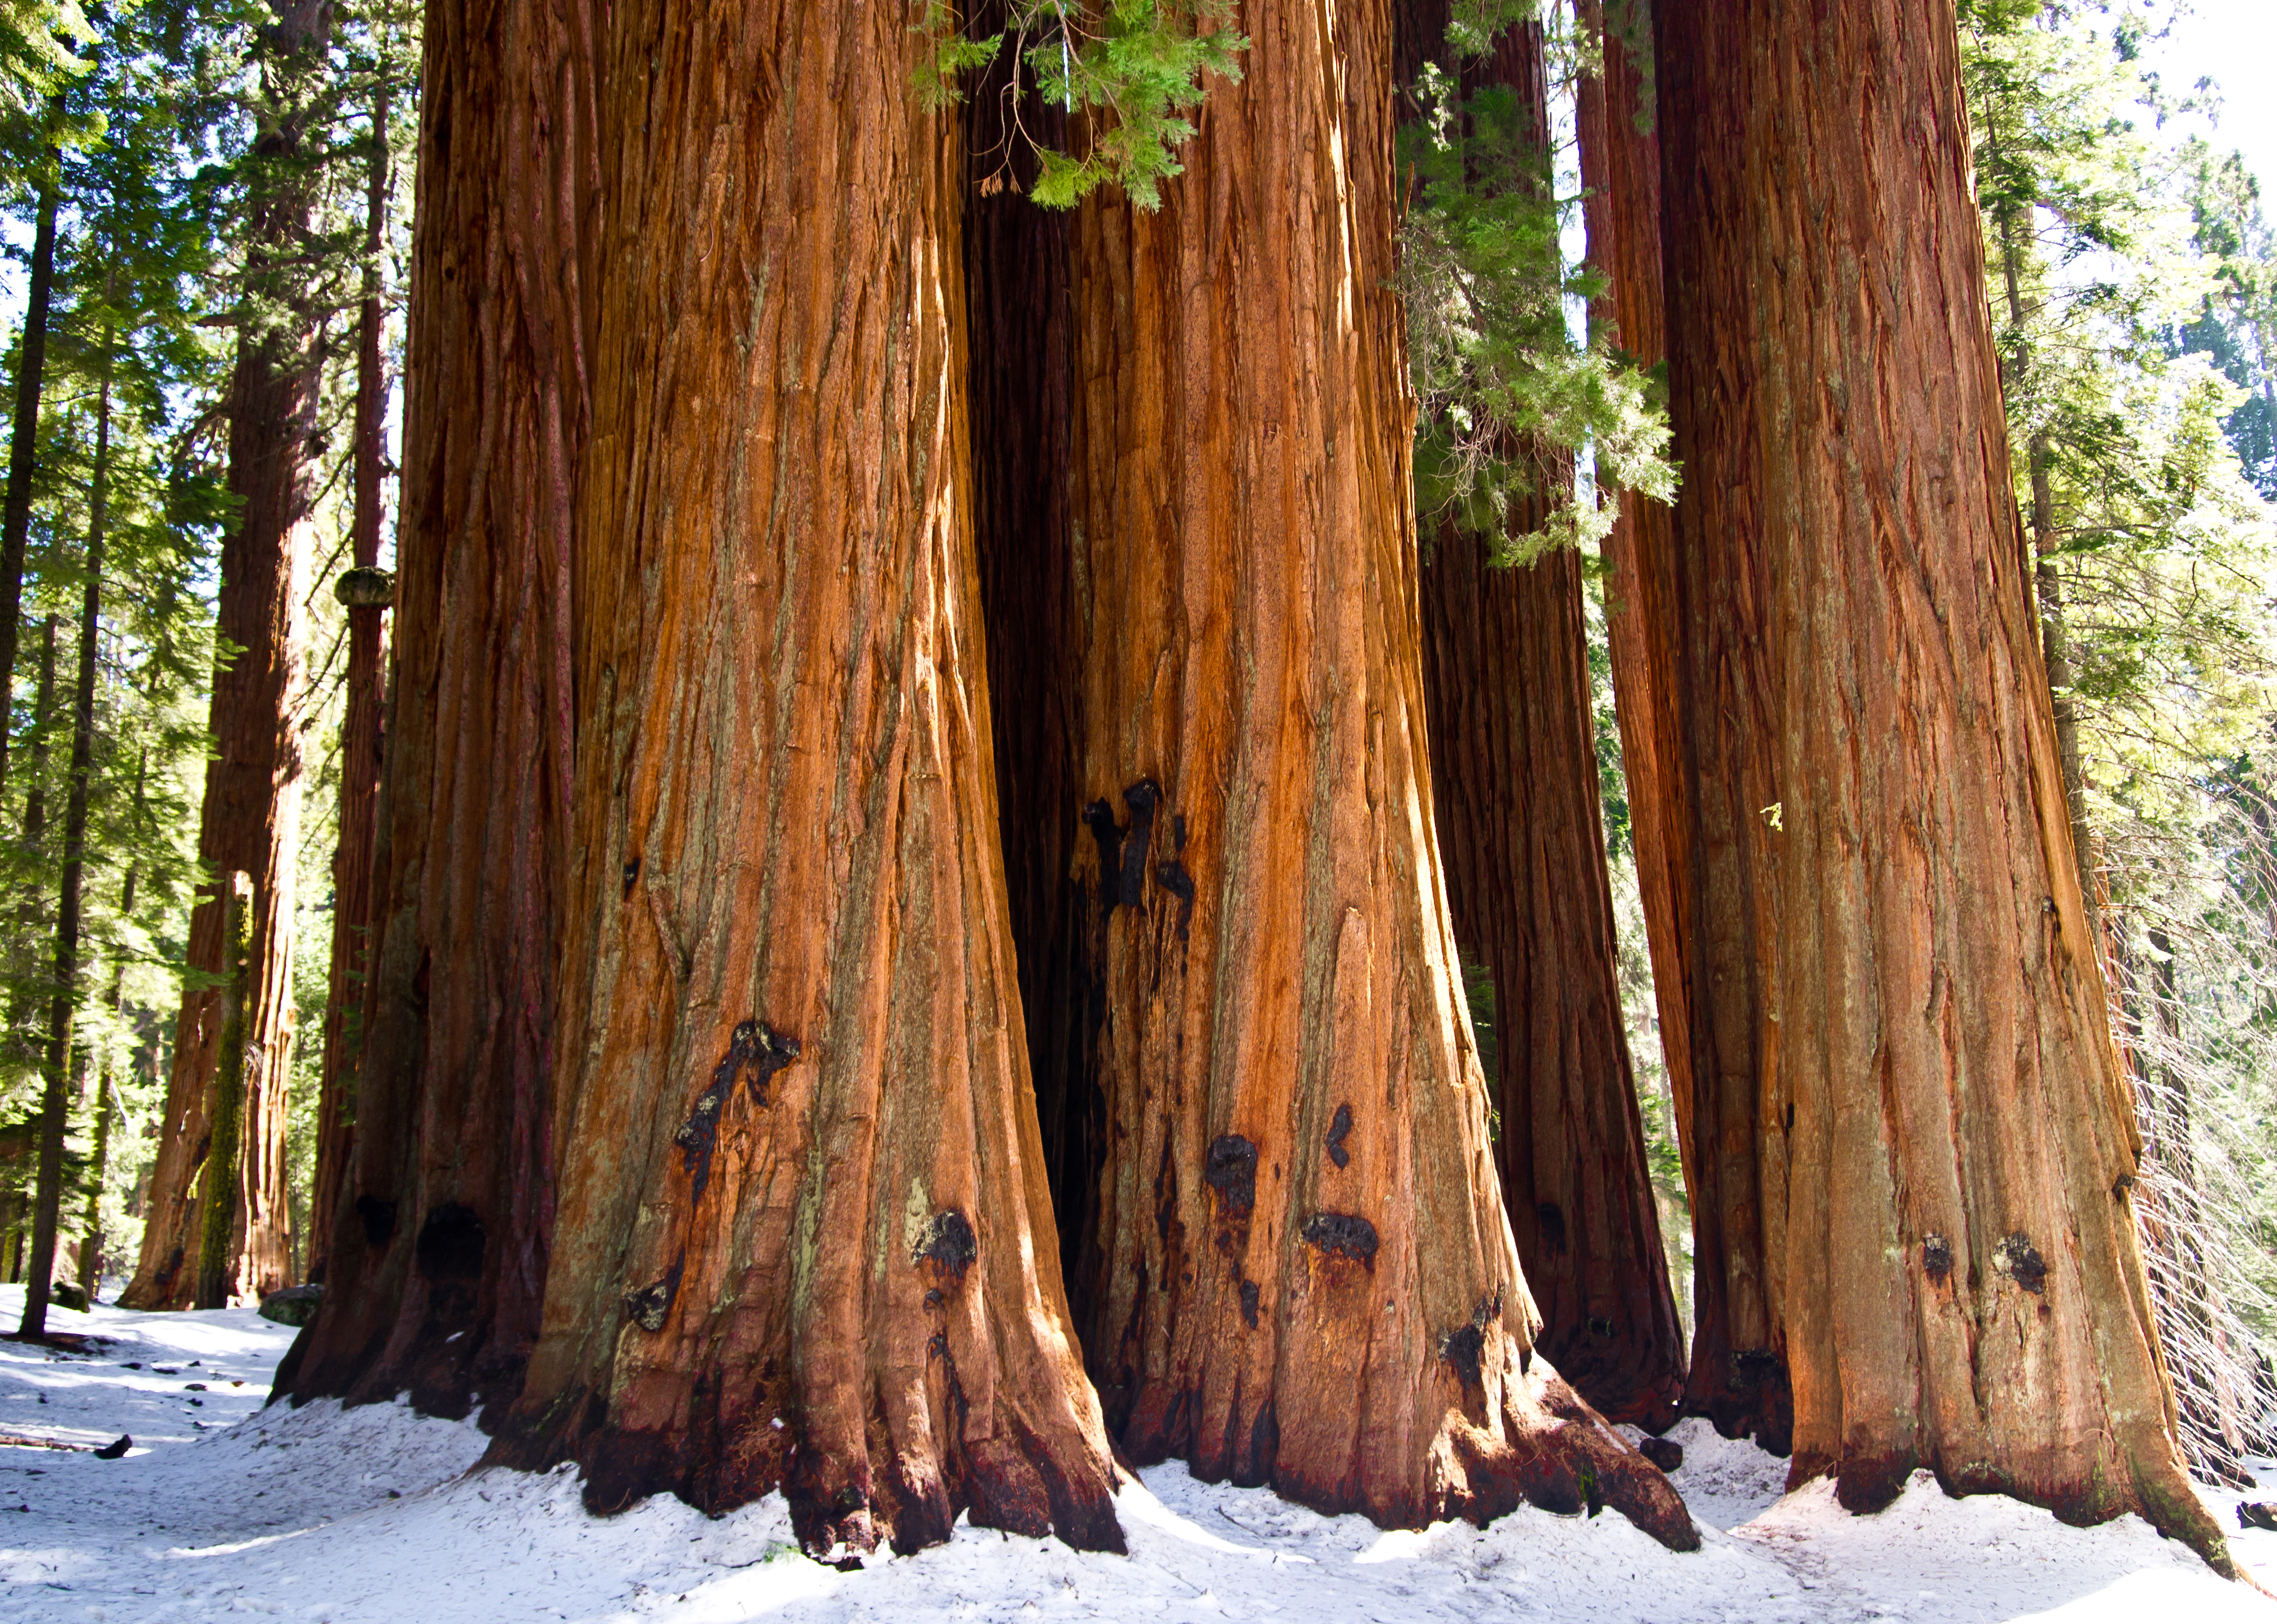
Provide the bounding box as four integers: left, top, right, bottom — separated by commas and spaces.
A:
283, 0, 590, 1416
488, 0, 1122, 1558
1061, 0, 1693, 1543
1655, 0, 2227, 1566
307, 81, 395, 1290
195, 875, 255, 1310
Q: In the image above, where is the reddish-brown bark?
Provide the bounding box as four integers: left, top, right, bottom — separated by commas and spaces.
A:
1416, 17, 1685, 1434
121, 1, 329, 1310
1059, 0, 1693, 1545
1576, 0, 1791, 1448
1655, 0, 2227, 1569
308, 85, 396, 1291
282, 0, 590, 1417
1421, 521, 1686, 1432
492, 0, 1120, 1558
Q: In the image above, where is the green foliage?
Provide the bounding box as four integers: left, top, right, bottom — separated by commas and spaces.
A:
915, 0, 1244, 211
1396, 29, 1675, 564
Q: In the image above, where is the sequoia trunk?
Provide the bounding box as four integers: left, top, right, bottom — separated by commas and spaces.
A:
1578, 0, 1793, 1447
1060, 0, 1693, 1543
1656, 0, 2228, 1566
493, 0, 1122, 1559
282, 0, 588, 1416
307, 84, 395, 1289
120, 0, 326, 1309
1416, 17, 1685, 1433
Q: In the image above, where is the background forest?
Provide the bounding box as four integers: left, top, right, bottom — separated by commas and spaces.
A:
0, 0, 2271, 1511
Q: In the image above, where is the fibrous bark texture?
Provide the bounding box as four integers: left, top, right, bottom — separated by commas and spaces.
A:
1421, 522, 1686, 1432
1061, 0, 1693, 1546
1417, 18, 1685, 1434
121, 3, 325, 1307
283, 0, 589, 1417
1577, 0, 1794, 1448
308, 87, 396, 1290
493, 0, 1121, 1560
1655, 0, 2228, 1569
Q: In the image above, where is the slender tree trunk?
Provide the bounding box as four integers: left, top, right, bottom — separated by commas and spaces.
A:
17, 359, 110, 1339
2131, 923, 2254, 1487
0, 93, 66, 799
195, 875, 255, 1309
75, 964, 125, 1298
491, 0, 1123, 1559
1057, 0, 1692, 1544
282, 0, 589, 1415
1655, 0, 2228, 1568
10, 615, 61, 1073
1415, 16, 1685, 1434
308, 83, 394, 1289
121, 0, 326, 1310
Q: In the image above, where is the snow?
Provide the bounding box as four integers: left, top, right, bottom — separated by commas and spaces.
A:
3, 1287, 2274, 1622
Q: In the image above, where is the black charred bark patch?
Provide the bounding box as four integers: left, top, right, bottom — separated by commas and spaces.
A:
917, 1210, 979, 1283
1154, 858, 1196, 940
1922, 1233, 1955, 1285
1996, 1231, 2048, 1294
1589, 1315, 1615, 1339
1239, 1278, 1260, 1328
674, 1019, 801, 1208
415, 1203, 486, 1280
355, 1195, 398, 1248
1536, 1201, 1568, 1255
622, 857, 640, 896
1733, 1348, 1782, 1387
1325, 1103, 1353, 1169
1302, 1212, 1379, 1265
1082, 800, 1122, 915
1205, 1134, 1258, 1221
1119, 780, 1159, 907
1439, 1288, 1504, 1389
1638, 1436, 1683, 1472
622, 1257, 683, 1333
1440, 1321, 1485, 1389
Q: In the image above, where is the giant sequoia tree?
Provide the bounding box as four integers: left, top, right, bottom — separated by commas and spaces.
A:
490, 0, 1123, 1558
1653, 0, 2229, 1566
283, 0, 590, 1413
1052, 0, 1690, 1539
123, 0, 328, 1309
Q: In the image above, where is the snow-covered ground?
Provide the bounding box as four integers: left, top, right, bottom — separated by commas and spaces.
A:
2, 1287, 2272, 1622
